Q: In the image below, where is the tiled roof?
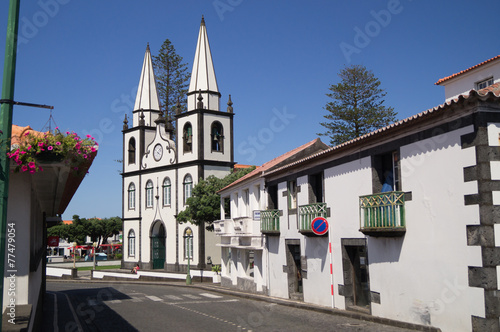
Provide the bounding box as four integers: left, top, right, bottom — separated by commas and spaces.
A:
219, 138, 328, 192
265, 84, 500, 177
435, 55, 500, 85
11, 125, 45, 146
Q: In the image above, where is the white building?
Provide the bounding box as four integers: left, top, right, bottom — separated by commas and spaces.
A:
435, 54, 500, 102
217, 59, 500, 331
121, 17, 234, 272
215, 139, 329, 293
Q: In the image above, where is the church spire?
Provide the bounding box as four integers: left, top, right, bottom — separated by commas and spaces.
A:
133, 43, 161, 126
187, 16, 220, 112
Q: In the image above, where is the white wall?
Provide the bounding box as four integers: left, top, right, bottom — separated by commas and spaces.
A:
368, 126, 482, 331
325, 157, 372, 310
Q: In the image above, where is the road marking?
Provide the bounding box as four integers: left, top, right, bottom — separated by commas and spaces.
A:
146, 295, 163, 302
199, 293, 223, 299
110, 300, 122, 304
47, 292, 59, 332
65, 294, 84, 332
130, 297, 143, 302
164, 295, 183, 300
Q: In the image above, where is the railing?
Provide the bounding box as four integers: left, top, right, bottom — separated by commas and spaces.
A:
299, 203, 328, 232
261, 209, 280, 233
359, 191, 405, 234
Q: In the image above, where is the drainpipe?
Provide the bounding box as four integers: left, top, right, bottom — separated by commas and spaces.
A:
0, 0, 20, 325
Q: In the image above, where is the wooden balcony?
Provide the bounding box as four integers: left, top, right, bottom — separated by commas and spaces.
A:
261, 209, 280, 235
299, 203, 328, 235
359, 191, 406, 237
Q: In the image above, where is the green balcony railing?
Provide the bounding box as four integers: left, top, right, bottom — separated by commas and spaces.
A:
261, 209, 280, 233
359, 191, 405, 232
299, 203, 328, 232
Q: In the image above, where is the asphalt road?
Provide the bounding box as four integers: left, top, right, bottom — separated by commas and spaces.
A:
44, 281, 420, 332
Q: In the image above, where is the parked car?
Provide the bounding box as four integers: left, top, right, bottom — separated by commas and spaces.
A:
84, 253, 108, 261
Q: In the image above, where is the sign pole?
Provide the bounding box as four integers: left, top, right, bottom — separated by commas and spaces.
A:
311, 216, 334, 308
0, 0, 20, 324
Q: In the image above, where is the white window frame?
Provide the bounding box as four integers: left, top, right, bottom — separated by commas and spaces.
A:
146, 180, 154, 208
476, 77, 494, 90
128, 183, 136, 210
184, 174, 193, 204
128, 229, 135, 257
163, 177, 171, 206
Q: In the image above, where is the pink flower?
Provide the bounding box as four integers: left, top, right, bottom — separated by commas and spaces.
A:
38, 166, 43, 172
21, 165, 28, 172
27, 145, 31, 150
28, 162, 36, 169
66, 131, 70, 135
48, 146, 53, 151
86, 134, 92, 138
38, 142, 44, 147
25, 131, 30, 136
29, 169, 35, 174
55, 142, 61, 146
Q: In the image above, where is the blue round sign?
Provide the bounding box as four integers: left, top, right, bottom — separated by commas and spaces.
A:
311, 217, 329, 235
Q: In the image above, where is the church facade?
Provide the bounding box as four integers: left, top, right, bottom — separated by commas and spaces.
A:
121, 17, 234, 271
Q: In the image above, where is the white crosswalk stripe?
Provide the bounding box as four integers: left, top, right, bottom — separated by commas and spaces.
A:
164, 295, 183, 300
145, 295, 163, 302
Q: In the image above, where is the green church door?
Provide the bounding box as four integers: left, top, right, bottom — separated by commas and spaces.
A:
151, 221, 166, 269
152, 237, 165, 269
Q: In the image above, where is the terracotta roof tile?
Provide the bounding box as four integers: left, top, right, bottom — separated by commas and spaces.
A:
435, 55, 500, 85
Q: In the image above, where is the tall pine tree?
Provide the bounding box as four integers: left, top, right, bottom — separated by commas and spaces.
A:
319, 65, 397, 146
152, 39, 190, 123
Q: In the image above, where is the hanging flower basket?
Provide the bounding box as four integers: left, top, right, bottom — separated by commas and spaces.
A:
7, 127, 97, 176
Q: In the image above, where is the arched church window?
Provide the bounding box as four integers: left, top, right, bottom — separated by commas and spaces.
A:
184, 228, 193, 259
128, 137, 136, 164
183, 123, 193, 153
163, 177, 171, 206
183, 174, 193, 205
128, 229, 136, 257
128, 183, 135, 210
211, 121, 223, 152
145, 180, 154, 208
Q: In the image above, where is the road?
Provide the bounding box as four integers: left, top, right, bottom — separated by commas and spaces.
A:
44, 281, 420, 332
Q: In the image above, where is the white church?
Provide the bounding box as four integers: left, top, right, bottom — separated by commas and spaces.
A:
121, 17, 234, 272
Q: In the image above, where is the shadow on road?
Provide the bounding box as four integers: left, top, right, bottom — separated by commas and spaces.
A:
43, 286, 139, 331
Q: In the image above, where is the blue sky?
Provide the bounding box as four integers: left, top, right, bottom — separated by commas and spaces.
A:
0, 0, 498, 220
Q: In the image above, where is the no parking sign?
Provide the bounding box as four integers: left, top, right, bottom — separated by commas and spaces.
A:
311, 217, 329, 235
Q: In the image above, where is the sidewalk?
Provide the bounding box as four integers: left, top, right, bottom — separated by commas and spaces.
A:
47, 268, 441, 332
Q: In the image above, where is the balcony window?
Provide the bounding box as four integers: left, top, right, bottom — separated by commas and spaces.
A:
288, 180, 297, 210
359, 191, 406, 237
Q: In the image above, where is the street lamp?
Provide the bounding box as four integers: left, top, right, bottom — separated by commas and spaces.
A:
72, 242, 77, 269
93, 242, 97, 270
184, 228, 192, 285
